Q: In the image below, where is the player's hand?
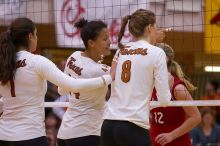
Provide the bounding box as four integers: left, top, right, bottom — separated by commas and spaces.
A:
155, 132, 174, 146
110, 60, 117, 80
156, 28, 172, 43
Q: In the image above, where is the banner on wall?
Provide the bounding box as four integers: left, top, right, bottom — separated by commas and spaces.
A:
54, 0, 149, 48
205, 0, 220, 54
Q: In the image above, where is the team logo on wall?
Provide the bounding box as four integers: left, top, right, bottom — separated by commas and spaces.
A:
54, 0, 147, 48
61, 0, 85, 37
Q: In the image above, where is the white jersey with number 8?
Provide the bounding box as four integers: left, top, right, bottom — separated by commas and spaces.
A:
104, 40, 171, 129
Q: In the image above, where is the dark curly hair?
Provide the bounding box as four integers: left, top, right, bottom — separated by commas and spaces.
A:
75, 18, 107, 48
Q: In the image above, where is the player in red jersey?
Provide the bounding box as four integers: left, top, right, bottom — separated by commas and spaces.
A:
150, 43, 201, 146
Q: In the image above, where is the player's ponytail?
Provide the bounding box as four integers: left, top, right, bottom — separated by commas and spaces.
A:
0, 31, 16, 85
0, 17, 35, 85
118, 15, 130, 49
170, 61, 197, 91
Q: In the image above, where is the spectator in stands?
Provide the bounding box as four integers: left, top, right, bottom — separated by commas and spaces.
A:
46, 129, 57, 146
200, 80, 220, 100
190, 109, 220, 146
200, 80, 220, 124
45, 113, 60, 146
45, 113, 60, 131
217, 81, 220, 96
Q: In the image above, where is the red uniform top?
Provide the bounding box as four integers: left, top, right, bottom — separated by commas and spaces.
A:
149, 75, 191, 146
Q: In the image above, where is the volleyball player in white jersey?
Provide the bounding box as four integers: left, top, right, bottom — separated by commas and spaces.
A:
101, 9, 172, 146
0, 18, 113, 146
57, 18, 111, 146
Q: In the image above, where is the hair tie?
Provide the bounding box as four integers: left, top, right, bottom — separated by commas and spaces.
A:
128, 15, 131, 20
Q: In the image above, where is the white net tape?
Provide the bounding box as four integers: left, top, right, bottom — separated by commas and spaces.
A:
44, 100, 220, 108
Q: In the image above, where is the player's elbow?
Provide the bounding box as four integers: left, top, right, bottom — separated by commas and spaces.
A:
196, 115, 202, 125
158, 93, 171, 106
158, 98, 170, 107
187, 110, 202, 127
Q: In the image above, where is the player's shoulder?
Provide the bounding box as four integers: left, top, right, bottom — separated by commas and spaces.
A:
173, 76, 185, 86
32, 53, 50, 63
17, 50, 34, 59
65, 51, 110, 77
65, 51, 85, 69
17, 51, 47, 65
130, 40, 164, 53
16, 52, 53, 74
98, 64, 110, 73
148, 44, 164, 54
89, 63, 110, 77
72, 51, 82, 57
67, 51, 82, 60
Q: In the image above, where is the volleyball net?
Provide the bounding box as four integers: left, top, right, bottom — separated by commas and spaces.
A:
44, 100, 220, 108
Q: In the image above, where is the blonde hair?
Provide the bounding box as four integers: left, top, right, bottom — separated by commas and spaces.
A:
156, 43, 197, 91
170, 61, 197, 91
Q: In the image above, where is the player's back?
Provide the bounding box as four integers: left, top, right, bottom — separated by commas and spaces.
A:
150, 75, 191, 146
0, 50, 47, 141
105, 40, 171, 129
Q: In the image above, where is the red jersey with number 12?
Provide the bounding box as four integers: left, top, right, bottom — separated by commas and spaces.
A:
149, 75, 191, 146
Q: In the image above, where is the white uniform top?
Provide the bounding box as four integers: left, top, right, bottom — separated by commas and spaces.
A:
104, 40, 171, 129
0, 50, 111, 141
57, 51, 110, 139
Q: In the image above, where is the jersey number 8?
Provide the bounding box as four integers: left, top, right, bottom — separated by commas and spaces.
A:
121, 60, 131, 83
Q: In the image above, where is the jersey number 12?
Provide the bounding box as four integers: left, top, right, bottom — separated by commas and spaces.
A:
154, 112, 164, 124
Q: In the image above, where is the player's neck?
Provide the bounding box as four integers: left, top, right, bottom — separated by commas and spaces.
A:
83, 50, 100, 63
136, 36, 151, 44
17, 46, 27, 52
